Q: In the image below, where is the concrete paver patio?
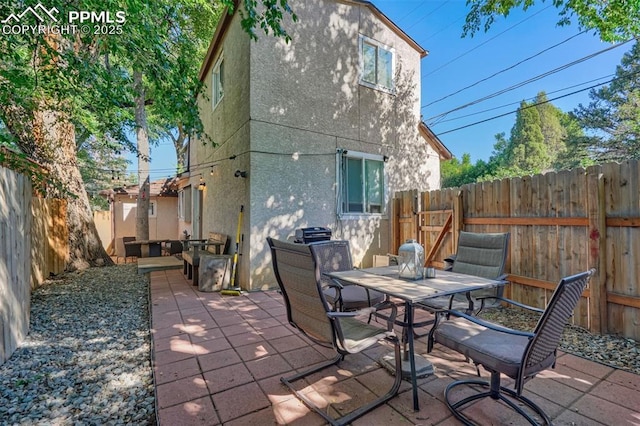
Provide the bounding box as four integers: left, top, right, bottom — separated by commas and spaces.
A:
149, 268, 640, 425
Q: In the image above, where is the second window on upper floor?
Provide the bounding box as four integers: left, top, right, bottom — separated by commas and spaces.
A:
212, 56, 224, 109
359, 35, 394, 92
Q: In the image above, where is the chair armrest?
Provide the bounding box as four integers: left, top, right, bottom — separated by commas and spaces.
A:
442, 310, 535, 337
329, 300, 398, 330
476, 296, 545, 315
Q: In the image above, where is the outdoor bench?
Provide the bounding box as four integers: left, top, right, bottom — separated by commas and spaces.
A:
182, 232, 229, 287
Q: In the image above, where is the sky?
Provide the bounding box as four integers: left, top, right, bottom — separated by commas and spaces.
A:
133, 0, 631, 180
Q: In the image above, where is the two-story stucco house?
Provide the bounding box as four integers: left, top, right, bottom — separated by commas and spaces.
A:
179, 0, 451, 290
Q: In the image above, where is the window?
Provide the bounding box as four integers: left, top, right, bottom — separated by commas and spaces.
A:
178, 187, 192, 222
359, 35, 394, 92
212, 56, 224, 108
339, 151, 386, 215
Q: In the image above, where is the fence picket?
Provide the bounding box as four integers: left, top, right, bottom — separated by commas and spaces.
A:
393, 160, 640, 340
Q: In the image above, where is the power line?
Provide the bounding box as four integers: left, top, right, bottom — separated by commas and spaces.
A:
421, 14, 465, 42
426, 39, 633, 125
404, 0, 450, 32
393, 1, 428, 25
423, 30, 588, 108
432, 74, 614, 125
435, 76, 621, 136
422, 5, 552, 78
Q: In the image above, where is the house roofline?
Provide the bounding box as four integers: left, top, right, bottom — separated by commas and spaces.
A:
419, 122, 452, 160
348, 0, 428, 58
198, 1, 235, 82
198, 0, 429, 82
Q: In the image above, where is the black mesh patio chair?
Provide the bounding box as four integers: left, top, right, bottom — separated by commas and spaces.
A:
420, 231, 510, 314
309, 239, 385, 311
267, 237, 402, 426
427, 269, 595, 425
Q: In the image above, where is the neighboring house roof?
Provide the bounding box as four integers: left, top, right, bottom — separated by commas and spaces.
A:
419, 122, 453, 161
198, 0, 429, 81
100, 177, 179, 198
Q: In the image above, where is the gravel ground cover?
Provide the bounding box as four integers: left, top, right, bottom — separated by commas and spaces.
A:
0, 264, 154, 425
480, 307, 640, 375
0, 265, 638, 425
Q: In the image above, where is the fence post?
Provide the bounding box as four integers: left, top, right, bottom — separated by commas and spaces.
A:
586, 165, 607, 334
453, 189, 463, 253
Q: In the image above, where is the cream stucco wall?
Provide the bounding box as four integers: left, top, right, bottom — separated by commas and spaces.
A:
110, 195, 179, 257
193, 0, 442, 290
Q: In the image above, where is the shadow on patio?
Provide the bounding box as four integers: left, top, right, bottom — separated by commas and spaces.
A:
149, 269, 640, 425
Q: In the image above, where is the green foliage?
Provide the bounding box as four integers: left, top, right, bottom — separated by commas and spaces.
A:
444, 92, 592, 185
0, 0, 296, 193
573, 41, 640, 162
464, 0, 640, 42
441, 153, 490, 188
0, 146, 66, 195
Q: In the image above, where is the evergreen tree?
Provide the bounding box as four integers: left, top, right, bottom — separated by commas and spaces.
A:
573, 41, 640, 162
535, 92, 567, 164
506, 100, 549, 174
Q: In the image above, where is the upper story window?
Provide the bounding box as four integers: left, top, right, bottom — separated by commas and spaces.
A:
338, 150, 386, 216
212, 56, 224, 109
359, 35, 394, 92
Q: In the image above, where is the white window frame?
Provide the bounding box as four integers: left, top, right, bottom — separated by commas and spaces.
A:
337, 150, 387, 218
359, 35, 395, 93
178, 187, 192, 222
212, 55, 224, 109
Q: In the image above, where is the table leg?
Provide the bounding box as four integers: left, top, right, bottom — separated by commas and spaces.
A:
406, 302, 419, 411
379, 303, 434, 409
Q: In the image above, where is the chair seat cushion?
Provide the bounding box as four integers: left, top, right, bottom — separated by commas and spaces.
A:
434, 317, 538, 378
419, 295, 472, 312
324, 285, 385, 310
339, 317, 395, 353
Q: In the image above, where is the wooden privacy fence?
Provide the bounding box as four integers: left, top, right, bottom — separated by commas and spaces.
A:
392, 160, 640, 341
1, 161, 68, 365
31, 197, 69, 287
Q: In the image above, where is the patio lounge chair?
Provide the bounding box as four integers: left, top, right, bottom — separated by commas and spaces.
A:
309, 239, 385, 311
420, 231, 510, 314
267, 237, 402, 426
427, 269, 595, 425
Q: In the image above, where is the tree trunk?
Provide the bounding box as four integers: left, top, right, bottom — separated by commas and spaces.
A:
134, 71, 150, 242
1, 102, 114, 270
173, 123, 188, 173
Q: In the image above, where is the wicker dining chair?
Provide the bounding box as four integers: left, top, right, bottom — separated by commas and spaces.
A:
267, 237, 402, 426
427, 269, 595, 425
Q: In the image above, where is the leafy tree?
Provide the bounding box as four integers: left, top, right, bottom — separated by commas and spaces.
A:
463, 0, 640, 42
441, 153, 489, 188
573, 41, 640, 162
0, 0, 295, 270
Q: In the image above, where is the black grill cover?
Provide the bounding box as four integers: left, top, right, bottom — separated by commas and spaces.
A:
294, 227, 332, 243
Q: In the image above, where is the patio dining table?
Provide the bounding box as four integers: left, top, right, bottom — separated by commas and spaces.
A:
327, 266, 506, 411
